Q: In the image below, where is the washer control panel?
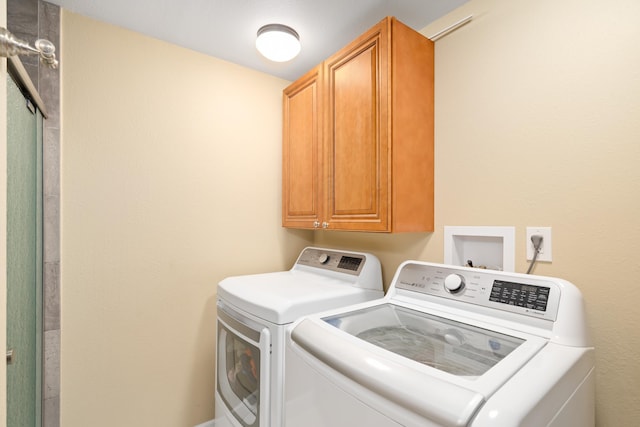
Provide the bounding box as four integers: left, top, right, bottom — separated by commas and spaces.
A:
295, 248, 366, 276
395, 262, 560, 321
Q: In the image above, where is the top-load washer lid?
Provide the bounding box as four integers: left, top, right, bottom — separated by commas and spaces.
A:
290, 301, 548, 427
217, 247, 384, 325
324, 303, 525, 377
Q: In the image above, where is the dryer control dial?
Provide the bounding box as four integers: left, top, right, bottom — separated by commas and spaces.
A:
318, 253, 330, 264
444, 274, 466, 294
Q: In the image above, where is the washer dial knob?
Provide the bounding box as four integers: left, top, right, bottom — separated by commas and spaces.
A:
318, 253, 330, 264
444, 274, 465, 294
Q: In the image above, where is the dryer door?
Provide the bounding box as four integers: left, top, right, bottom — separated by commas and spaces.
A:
217, 302, 271, 427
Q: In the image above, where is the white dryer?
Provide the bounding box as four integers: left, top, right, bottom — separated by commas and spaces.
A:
215, 247, 384, 427
285, 261, 595, 427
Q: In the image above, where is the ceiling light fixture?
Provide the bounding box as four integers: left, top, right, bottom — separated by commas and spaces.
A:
256, 24, 300, 62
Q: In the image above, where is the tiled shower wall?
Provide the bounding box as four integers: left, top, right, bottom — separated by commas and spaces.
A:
7, 1, 61, 426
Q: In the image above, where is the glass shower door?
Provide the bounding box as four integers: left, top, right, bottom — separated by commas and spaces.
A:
6, 72, 43, 427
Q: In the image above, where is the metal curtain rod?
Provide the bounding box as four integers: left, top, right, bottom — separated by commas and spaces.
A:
0, 27, 58, 69
428, 15, 473, 41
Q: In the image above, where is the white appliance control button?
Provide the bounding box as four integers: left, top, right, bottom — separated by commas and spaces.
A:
444, 274, 465, 294
318, 253, 330, 264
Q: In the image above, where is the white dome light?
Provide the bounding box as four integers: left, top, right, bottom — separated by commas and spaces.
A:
256, 24, 301, 62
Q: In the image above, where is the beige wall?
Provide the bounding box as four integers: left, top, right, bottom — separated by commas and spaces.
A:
60, 11, 312, 427
318, 0, 640, 425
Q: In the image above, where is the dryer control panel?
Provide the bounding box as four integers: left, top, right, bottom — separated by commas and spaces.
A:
289, 247, 383, 292
295, 248, 366, 275
394, 262, 561, 322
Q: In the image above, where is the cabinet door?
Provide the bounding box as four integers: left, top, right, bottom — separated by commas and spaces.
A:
324, 20, 390, 231
282, 66, 322, 228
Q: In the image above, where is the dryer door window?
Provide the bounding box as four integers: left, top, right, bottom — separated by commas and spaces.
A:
217, 309, 266, 427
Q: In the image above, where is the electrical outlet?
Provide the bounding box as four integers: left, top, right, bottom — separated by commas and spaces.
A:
526, 227, 552, 262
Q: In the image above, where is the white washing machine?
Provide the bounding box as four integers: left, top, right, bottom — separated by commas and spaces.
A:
215, 247, 384, 427
285, 261, 595, 427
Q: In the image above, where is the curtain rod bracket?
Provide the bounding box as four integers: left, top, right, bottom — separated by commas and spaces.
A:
0, 27, 58, 69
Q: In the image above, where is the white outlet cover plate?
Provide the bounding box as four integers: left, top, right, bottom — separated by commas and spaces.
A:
526, 226, 552, 261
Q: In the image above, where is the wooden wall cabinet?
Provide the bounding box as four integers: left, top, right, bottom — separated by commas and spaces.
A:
283, 17, 434, 232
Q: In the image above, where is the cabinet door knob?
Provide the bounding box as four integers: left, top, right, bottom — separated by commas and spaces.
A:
322, 222, 329, 229
313, 221, 320, 228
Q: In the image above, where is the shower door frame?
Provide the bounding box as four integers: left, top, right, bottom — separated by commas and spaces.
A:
5, 52, 57, 427
6, 55, 45, 427
6, 2, 63, 426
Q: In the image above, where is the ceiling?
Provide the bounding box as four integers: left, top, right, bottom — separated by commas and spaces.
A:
47, 0, 469, 81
